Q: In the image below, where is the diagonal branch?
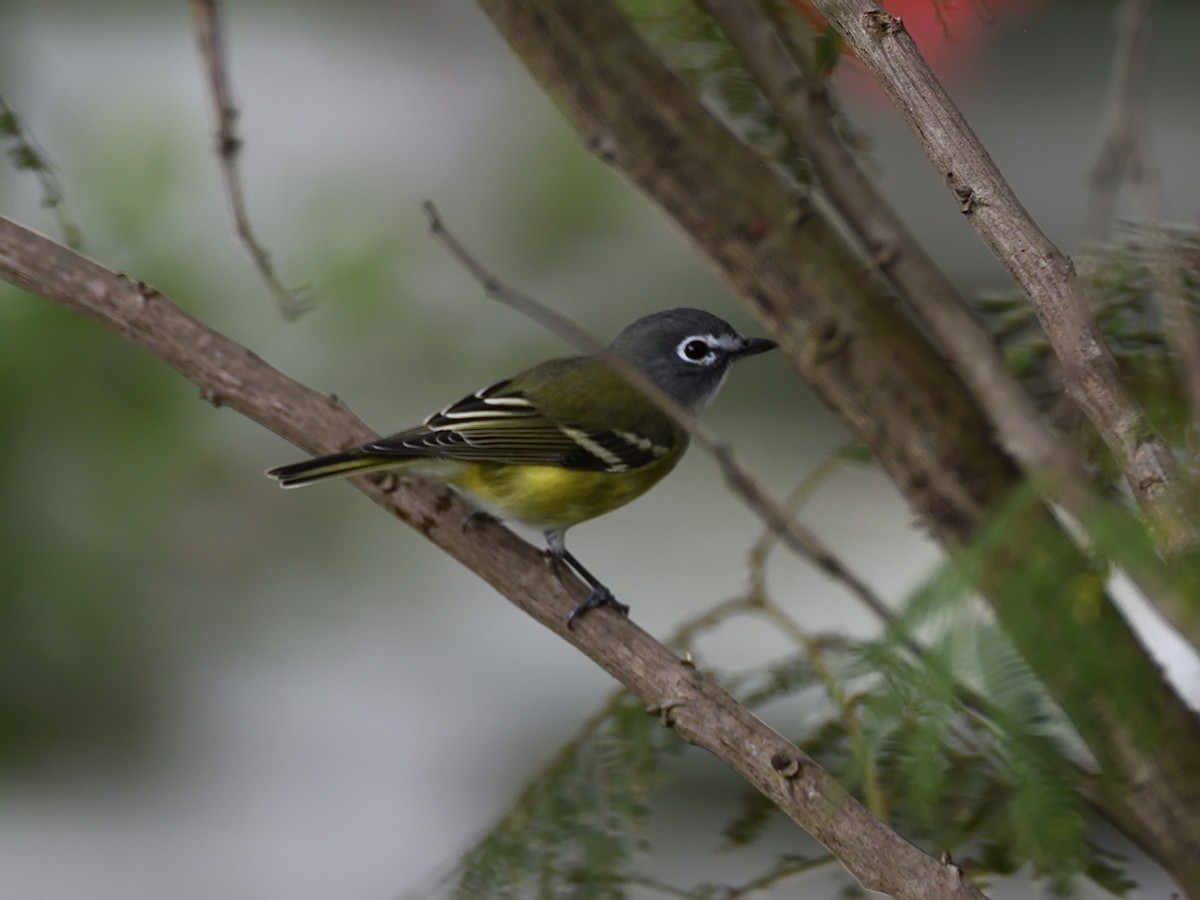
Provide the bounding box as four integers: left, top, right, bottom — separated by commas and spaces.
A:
809, 0, 1197, 556
0, 214, 986, 900
1086, 0, 1155, 237
1086, 0, 1200, 450
0, 93, 81, 248
188, 0, 310, 319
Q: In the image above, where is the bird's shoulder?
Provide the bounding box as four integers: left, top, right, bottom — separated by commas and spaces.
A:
510, 355, 679, 440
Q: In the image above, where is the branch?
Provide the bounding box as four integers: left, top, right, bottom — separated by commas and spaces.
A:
809, 0, 1197, 556
0, 215, 985, 900
0, 93, 81, 248
188, 0, 310, 319
1086, 0, 1200, 449
1086, 0, 1155, 237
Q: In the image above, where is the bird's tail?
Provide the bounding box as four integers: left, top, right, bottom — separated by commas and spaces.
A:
266, 450, 407, 489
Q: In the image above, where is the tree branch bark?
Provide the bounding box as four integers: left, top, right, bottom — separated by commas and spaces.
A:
809, 0, 1197, 557
0, 215, 985, 899
1086, 0, 1154, 236
187, 0, 310, 318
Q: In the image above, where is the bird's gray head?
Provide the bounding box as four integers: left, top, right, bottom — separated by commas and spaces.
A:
609, 308, 777, 409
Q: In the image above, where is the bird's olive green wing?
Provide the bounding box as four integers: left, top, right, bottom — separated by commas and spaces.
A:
363, 359, 681, 472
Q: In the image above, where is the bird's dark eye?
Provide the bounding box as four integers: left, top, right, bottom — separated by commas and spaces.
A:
682, 339, 711, 361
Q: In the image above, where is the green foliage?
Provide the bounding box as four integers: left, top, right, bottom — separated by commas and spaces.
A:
448, 675, 846, 897
811, 25, 845, 75
0, 289, 197, 763
448, 496, 1144, 897
839, 544, 1127, 895
833, 440, 874, 464
451, 693, 674, 898
975, 225, 1200, 456
720, 788, 778, 848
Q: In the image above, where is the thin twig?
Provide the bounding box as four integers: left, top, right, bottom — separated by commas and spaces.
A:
0, 93, 81, 248
188, 0, 310, 319
746, 452, 847, 597
725, 853, 838, 896
1087, 0, 1200, 450
669, 595, 762, 648
740, 454, 886, 817
620, 854, 838, 898
423, 200, 895, 627
810, 0, 1197, 555
1086, 0, 1155, 238
758, 593, 889, 817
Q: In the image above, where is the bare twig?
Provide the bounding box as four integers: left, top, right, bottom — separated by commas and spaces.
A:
1086, 0, 1200, 450
1086, 0, 1155, 238
0, 213, 987, 900
623, 853, 838, 897
423, 200, 895, 626
728, 853, 839, 896
668, 595, 762, 649
810, 0, 1197, 555
188, 0, 310, 319
745, 453, 847, 595
0, 93, 81, 248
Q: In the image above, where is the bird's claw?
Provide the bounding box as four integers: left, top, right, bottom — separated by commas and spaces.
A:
566, 586, 629, 629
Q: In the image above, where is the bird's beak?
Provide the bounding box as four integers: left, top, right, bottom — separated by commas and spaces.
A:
733, 336, 778, 358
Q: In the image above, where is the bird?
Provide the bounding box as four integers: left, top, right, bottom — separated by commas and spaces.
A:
267, 307, 777, 625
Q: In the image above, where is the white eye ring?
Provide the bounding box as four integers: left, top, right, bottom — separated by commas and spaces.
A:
677, 336, 719, 365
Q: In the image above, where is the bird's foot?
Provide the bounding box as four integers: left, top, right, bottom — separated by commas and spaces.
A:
566, 586, 629, 629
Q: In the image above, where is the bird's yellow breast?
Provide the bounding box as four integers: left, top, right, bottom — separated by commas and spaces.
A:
449, 451, 683, 532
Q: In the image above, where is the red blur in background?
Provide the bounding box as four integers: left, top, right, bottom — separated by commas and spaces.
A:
793, 0, 1049, 91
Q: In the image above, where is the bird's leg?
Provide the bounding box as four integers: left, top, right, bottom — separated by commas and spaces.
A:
543, 533, 628, 627
560, 549, 629, 627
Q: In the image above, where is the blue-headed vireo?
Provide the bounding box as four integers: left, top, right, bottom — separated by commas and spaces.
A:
267, 308, 776, 624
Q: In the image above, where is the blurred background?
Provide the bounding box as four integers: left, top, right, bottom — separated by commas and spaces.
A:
1, 1, 1198, 897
